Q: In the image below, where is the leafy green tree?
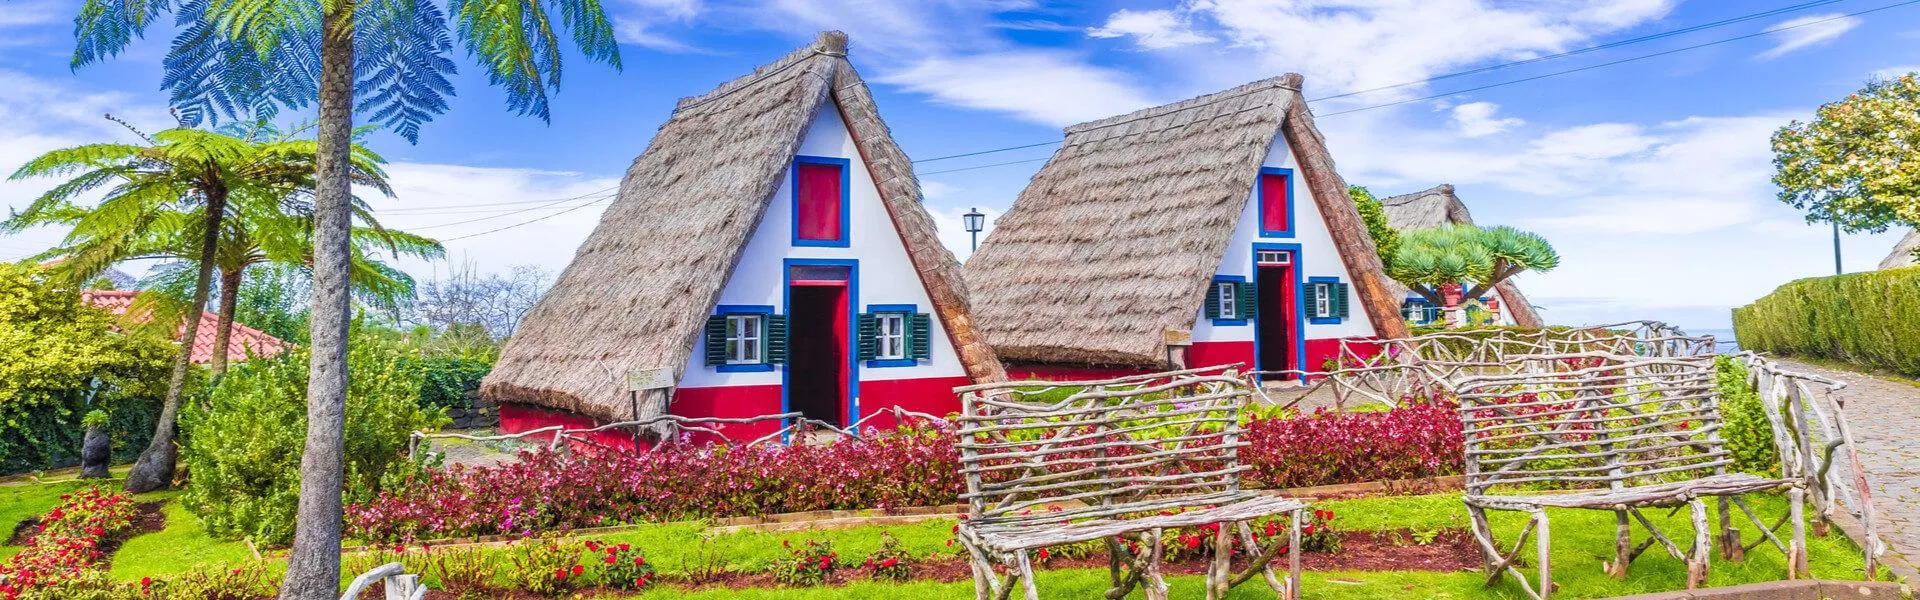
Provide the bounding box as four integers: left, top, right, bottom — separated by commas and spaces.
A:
5, 126, 366, 493
1772, 73, 1920, 233
1349, 185, 1400, 268
67, 0, 622, 592
1388, 223, 1559, 326
0, 263, 174, 474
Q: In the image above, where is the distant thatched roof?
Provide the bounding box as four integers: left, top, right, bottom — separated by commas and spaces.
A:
482, 32, 1005, 421
1378, 184, 1543, 327
1881, 229, 1919, 270
963, 75, 1410, 367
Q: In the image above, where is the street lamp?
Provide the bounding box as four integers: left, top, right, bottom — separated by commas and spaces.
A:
963, 207, 985, 252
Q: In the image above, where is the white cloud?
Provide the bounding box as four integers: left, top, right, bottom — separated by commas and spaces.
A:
1087, 9, 1216, 49
1873, 65, 1920, 80
1183, 0, 1674, 99
1449, 101, 1523, 137
879, 51, 1157, 127
369, 164, 622, 279
612, 0, 705, 51
0, 70, 174, 261
1757, 14, 1860, 61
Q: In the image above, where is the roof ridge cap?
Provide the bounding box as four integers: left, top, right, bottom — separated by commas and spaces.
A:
671, 31, 847, 113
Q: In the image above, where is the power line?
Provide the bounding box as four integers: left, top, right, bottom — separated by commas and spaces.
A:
902, 0, 1875, 169
438, 197, 613, 242
1315, 2, 1920, 118
376, 186, 619, 213
403, 192, 615, 230
920, 157, 1052, 176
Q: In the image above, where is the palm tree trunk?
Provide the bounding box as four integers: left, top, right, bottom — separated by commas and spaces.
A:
123, 188, 227, 493
280, 5, 355, 598
209, 268, 242, 377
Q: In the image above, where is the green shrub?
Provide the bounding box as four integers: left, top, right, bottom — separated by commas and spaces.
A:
1715, 356, 1778, 476
0, 263, 176, 474
1732, 266, 1920, 376
413, 352, 495, 413
180, 326, 446, 546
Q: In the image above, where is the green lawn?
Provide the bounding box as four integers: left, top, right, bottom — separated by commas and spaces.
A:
0, 478, 92, 561
0, 479, 1882, 599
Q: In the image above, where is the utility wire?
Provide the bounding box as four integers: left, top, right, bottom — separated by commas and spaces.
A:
406, 192, 615, 230
438, 197, 614, 242
1315, 2, 1919, 118
377, 186, 618, 213
903, 0, 1875, 166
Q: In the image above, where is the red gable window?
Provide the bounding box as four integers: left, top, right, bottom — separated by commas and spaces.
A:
794, 157, 848, 246
1258, 169, 1292, 237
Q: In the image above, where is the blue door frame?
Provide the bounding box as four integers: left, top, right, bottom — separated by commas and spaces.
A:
781, 258, 860, 436
1250, 242, 1306, 375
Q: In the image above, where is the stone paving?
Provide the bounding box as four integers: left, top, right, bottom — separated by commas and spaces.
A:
1774, 358, 1920, 574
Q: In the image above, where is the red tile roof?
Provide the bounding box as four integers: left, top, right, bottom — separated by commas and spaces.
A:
81, 290, 292, 364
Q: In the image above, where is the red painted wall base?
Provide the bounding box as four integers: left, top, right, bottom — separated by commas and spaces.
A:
497, 376, 970, 447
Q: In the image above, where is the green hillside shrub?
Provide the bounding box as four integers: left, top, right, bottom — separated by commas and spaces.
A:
1732, 266, 1920, 376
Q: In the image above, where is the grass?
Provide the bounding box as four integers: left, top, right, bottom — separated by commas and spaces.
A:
0, 478, 92, 560
0, 479, 1882, 599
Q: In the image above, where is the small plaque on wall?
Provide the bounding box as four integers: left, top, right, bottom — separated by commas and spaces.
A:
626, 368, 675, 391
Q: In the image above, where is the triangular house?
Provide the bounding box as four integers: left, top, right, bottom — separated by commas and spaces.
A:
483, 32, 1004, 443
1880, 229, 1918, 270
1378, 184, 1543, 327
964, 75, 1408, 380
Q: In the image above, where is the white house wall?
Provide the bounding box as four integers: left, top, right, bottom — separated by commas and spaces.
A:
679, 100, 966, 389
1192, 131, 1380, 342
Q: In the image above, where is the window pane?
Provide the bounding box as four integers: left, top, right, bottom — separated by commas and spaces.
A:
1260, 174, 1289, 232
796, 162, 844, 241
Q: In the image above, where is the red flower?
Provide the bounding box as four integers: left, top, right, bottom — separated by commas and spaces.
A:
571, 564, 584, 577
140, 577, 151, 587
880, 558, 898, 568
553, 569, 566, 580
1037, 548, 1049, 561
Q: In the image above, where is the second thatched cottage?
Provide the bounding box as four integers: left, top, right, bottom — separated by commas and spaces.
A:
1378, 184, 1543, 327
964, 75, 1410, 381
482, 32, 1004, 445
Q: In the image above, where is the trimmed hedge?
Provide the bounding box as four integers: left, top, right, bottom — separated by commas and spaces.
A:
1732, 266, 1920, 376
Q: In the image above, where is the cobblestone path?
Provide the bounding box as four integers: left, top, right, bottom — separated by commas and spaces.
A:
1775, 358, 1920, 573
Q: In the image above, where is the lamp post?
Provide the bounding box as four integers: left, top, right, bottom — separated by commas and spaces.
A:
963, 207, 985, 252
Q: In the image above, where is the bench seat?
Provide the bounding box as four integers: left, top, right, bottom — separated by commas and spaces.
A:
966, 494, 1309, 552
1466, 473, 1795, 511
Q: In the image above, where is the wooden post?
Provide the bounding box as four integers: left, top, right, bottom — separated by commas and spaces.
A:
1145, 528, 1168, 600
384, 574, 421, 600
1687, 500, 1710, 589
1288, 508, 1304, 600
1206, 522, 1232, 600
1789, 487, 1808, 580
1611, 509, 1630, 578
1535, 511, 1553, 599
1718, 496, 1742, 561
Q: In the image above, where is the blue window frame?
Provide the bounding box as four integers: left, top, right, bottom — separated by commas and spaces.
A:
714, 304, 776, 372
1208, 275, 1249, 326
1306, 277, 1344, 325
1257, 167, 1295, 238
864, 303, 918, 368
791, 155, 852, 247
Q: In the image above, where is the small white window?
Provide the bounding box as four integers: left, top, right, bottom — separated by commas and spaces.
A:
1313, 283, 1333, 318
725, 314, 763, 364
1216, 282, 1238, 320
874, 313, 907, 360
1256, 250, 1291, 265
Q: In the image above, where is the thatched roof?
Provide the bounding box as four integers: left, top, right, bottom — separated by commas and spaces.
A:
963, 75, 1410, 367
1378, 184, 1543, 327
1881, 229, 1919, 270
483, 32, 1005, 421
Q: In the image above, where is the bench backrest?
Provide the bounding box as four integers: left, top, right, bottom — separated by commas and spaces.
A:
952, 366, 1253, 526
1452, 354, 1728, 495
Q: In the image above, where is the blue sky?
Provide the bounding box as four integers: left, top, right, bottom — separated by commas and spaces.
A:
3, 0, 1917, 331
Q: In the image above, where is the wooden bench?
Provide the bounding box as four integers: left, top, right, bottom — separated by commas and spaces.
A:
952, 366, 1308, 600
1453, 354, 1805, 600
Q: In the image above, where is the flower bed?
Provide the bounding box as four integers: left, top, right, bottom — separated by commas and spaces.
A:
349, 406, 1464, 543
0, 486, 137, 599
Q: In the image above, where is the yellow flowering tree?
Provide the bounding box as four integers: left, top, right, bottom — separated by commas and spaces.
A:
1772, 73, 1920, 235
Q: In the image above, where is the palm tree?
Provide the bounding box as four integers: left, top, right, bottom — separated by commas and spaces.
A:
1387, 224, 1560, 327
67, 1, 621, 594
4, 125, 388, 492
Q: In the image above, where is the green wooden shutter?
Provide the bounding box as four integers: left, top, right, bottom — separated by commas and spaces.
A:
1301, 284, 1321, 319
765, 314, 788, 364
1236, 283, 1257, 320
1334, 282, 1351, 319
856, 313, 878, 361
704, 315, 728, 366
1204, 283, 1223, 320
910, 313, 933, 360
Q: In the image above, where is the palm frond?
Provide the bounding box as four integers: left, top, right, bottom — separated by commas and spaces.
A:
72, 0, 174, 69
355, 0, 456, 143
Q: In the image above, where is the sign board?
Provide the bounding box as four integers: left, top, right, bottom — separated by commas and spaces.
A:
626, 368, 676, 391
1161, 328, 1193, 347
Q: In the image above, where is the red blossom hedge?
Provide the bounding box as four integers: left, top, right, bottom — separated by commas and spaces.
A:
348, 405, 1463, 543
0, 486, 137, 599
